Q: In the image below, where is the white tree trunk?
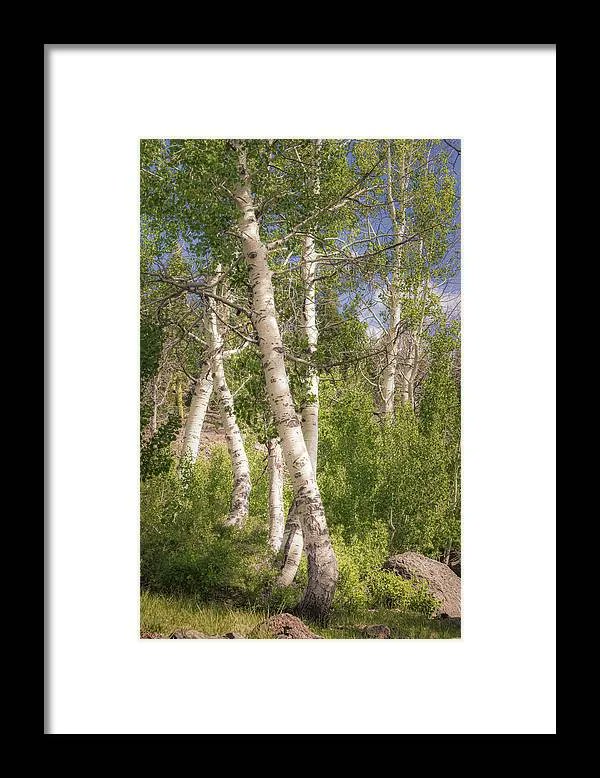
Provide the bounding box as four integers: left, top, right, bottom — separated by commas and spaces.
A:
382, 297, 401, 416
207, 300, 251, 527
277, 232, 320, 585
267, 437, 285, 553
233, 143, 338, 622
277, 501, 303, 586
300, 232, 320, 473
381, 140, 406, 421
278, 142, 322, 586
180, 364, 213, 463
398, 332, 420, 410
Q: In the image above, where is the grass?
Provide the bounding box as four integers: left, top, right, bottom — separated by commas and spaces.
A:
140, 590, 461, 639
140, 590, 267, 636
317, 609, 460, 639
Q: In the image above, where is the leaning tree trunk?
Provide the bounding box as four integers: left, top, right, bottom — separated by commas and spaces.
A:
381, 293, 402, 417
300, 140, 322, 471
277, 232, 320, 585
399, 327, 421, 410
180, 363, 213, 463
277, 499, 303, 586
380, 140, 406, 421
207, 296, 251, 528
300, 232, 320, 471
278, 141, 322, 584
233, 142, 338, 623
267, 437, 285, 553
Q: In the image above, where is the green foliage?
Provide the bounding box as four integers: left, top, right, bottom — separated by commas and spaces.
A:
139, 311, 164, 436
319, 347, 460, 558
225, 347, 276, 444
140, 433, 442, 617
138, 137, 461, 630
366, 571, 438, 615
140, 413, 182, 482
140, 314, 163, 389
141, 444, 276, 602
330, 523, 439, 616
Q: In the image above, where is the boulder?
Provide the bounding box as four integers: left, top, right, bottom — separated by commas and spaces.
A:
384, 551, 461, 618
222, 631, 246, 639
140, 632, 163, 639
249, 613, 322, 639
362, 624, 391, 639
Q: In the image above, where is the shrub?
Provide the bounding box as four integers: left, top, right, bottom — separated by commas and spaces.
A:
140, 372, 456, 617
365, 570, 439, 616
318, 351, 460, 560
329, 523, 439, 616
140, 444, 273, 602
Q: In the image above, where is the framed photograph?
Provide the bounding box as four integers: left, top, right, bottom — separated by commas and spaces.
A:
46, 44, 556, 734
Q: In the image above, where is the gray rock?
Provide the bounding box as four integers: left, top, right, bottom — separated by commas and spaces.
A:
384, 551, 461, 618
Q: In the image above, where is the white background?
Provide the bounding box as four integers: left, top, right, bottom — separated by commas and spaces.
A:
47, 45, 556, 734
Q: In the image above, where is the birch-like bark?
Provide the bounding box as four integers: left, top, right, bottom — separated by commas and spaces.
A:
381, 140, 406, 420
398, 332, 417, 408
267, 437, 285, 553
300, 140, 322, 472
382, 298, 402, 416
180, 363, 213, 463
300, 233, 320, 470
277, 499, 303, 586
402, 243, 427, 411
233, 142, 338, 622
279, 141, 321, 585
207, 297, 251, 528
